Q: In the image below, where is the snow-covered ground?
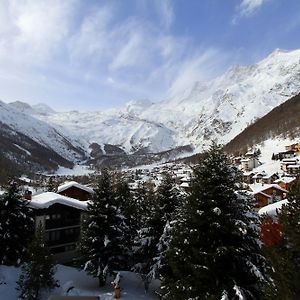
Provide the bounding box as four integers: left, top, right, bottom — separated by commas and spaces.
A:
251, 137, 299, 175
47, 165, 96, 176
0, 265, 159, 300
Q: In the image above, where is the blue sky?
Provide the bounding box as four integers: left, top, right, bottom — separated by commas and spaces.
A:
0, 0, 300, 111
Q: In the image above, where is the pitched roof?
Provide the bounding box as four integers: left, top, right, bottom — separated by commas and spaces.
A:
29, 192, 88, 210
249, 183, 288, 194
57, 181, 93, 194
258, 199, 288, 217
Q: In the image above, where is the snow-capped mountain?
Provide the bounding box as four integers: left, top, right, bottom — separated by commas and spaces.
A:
0, 100, 86, 164
5, 48, 300, 167
30, 48, 300, 155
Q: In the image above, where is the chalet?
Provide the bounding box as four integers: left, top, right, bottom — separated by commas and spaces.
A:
281, 158, 299, 173
275, 150, 296, 160
240, 157, 260, 172
287, 164, 300, 176
179, 181, 192, 193
258, 199, 288, 246
242, 172, 255, 184
274, 176, 296, 190
249, 184, 288, 208
285, 142, 300, 155
29, 192, 88, 263
57, 181, 93, 201
252, 171, 267, 184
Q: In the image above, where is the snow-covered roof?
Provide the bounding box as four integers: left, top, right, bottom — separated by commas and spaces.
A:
281, 158, 298, 163
249, 183, 288, 194
57, 181, 93, 194
274, 176, 296, 184
258, 199, 288, 217
180, 182, 190, 188
287, 165, 300, 169
29, 192, 88, 210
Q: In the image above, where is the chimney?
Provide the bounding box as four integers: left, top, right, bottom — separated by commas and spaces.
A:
24, 190, 32, 201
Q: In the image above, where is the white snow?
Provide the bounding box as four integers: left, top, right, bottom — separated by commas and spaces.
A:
258, 199, 288, 217
57, 181, 93, 194
52, 165, 96, 176
0, 264, 158, 300
29, 192, 88, 210
9, 48, 300, 155
249, 183, 288, 194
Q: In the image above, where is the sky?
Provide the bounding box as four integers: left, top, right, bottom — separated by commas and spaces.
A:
0, 0, 300, 111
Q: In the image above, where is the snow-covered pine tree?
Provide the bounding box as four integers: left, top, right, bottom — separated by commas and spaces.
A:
161, 143, 270, 300
150, 173, 182, 280
156, 173, 182, 224
0, 181, 34, 266
78, 169, 126, 286
16, 223, 58, 300
133, 175, 182, 291
132, 182, 161, 291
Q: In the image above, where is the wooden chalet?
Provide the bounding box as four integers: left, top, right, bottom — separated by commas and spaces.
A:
273, 176, 296, 191
285, 142, 300, 155
249, 184, 288, 208
258, 199, 288, 246
28, 192, 88, 263
57, 181, 93, 201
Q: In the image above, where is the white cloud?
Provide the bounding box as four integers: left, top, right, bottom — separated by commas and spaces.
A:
233, 0, 268, 23
0, 1, 229, 108
155, 0, 174, 30
0, 0, 77, 64
168, 49, 227, 97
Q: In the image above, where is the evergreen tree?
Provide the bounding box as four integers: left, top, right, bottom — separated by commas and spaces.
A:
16, 224, 58, 300
156, 173, 181, 224
0, 181, 34, 266
46, 176, 56, 192
150, 174, 182, 280
162, 143, 270, 300
78, 169, 126, 286
132, 182, 161, 291
133, 175, 181, 290
266, 175, 300, 299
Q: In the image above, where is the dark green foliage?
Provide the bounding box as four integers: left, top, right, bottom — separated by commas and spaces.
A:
0, 181, 34, 266
78, 169, 127, 286
16, 224, 58, 300
46, 176, 57, 192
162, 143, 270, 300
156, 173, 181, 224
133, 174, 181, 290
266, 175, 300, 299
132, 183, 160, 291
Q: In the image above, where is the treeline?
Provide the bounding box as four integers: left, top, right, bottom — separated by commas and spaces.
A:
224, 93, 300, 155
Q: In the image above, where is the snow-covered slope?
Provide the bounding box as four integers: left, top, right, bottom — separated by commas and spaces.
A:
0, 100, 85, 162
30, 48, 299, 154
10, 48, 300, 156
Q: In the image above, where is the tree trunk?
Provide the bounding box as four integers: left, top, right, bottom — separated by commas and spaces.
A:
98, 275, 106, 287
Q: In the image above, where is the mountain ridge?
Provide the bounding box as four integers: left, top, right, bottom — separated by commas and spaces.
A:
1, 47, 300, 171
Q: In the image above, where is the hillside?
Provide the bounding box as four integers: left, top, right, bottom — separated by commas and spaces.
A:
33, 48, 300, 155
2, 48, 300, 172
0, 101, 87, 182
224, 93, 300, 155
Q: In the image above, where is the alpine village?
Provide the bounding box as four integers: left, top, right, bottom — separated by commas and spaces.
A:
1, 1, 300, 300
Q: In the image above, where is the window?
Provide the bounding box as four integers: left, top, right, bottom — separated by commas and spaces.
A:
65, 244, 76, 251
51, 214, 61, 220
50, 230, 61, 241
